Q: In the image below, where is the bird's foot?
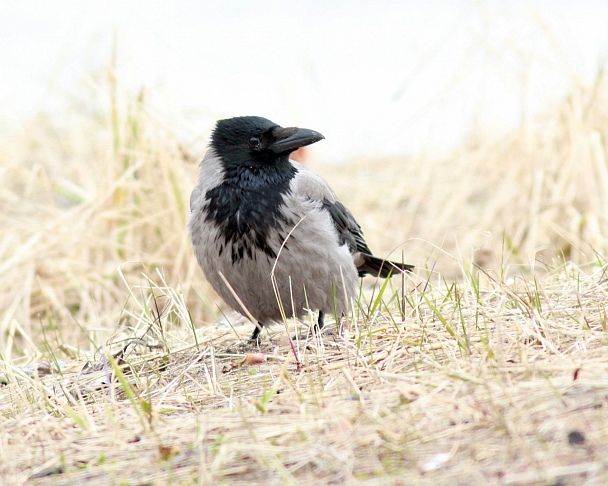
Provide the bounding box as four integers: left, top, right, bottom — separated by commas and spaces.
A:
291, 311, 329, 341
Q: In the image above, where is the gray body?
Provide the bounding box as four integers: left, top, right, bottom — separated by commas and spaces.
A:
187, 150, 359, 324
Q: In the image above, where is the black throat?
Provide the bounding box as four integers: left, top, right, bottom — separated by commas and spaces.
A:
204, 158, 297, 262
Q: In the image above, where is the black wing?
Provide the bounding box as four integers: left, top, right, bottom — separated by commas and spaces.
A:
322, 199, 372, 255
322, 199, 414, 278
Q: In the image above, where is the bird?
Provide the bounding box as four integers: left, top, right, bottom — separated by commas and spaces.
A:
187, 116, 414, 343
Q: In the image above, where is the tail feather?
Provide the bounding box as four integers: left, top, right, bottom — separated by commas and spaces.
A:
358, 255, 414, 278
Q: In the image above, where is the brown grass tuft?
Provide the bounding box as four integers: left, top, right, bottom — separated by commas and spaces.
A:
323, 73, 608, 279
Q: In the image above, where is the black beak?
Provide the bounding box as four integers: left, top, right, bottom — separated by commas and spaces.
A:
270, 127, 325, 154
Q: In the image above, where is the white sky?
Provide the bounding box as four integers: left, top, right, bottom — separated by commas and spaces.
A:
1, 1, 607, 161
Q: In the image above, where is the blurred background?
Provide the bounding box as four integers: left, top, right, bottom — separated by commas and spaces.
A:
3, 1, 607, 159
1, 1, 608, 356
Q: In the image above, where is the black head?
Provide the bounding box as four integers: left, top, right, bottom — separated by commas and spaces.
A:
210, 116, 324, 167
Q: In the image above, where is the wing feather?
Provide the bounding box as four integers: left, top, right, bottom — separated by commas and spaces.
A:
289, 161, 413, 277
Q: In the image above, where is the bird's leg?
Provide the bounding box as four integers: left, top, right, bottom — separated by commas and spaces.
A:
248, 323, 263, 344
314, 311, 325, 334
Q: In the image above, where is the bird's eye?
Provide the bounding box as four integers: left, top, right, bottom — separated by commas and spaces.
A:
248, 137, 261, 148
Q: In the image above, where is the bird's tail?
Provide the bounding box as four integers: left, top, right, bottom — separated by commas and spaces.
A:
359, 255, 414, 278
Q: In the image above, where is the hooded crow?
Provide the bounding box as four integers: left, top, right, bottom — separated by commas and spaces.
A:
187, 116, 413, 343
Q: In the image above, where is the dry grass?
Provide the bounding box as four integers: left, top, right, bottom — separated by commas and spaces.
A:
1, 70, 608, 484
2, 265, 608, 484
324, 73, 608, 279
